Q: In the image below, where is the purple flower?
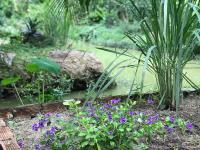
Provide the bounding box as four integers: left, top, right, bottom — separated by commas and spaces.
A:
17, 139, 25, 148
147, 119, 153, 125
32, 123, 39, 131
44, 113, 51, 118
55, 113, 62, 118
147, 114, 159, 125
119, 117, 126, 124
85, 101, 93, 108
46, 126, 58, 136
110, 98, 121, 104
104, 103, 112, 109
35, 144, 42, 150
38, 119, 45, 128
99, 106, 105, 111
186, 122, 193, 130
107, 112, 112, 121
34, 137, 39, 142
50, 126, 57, 133
147, 98, 154, 105
170, 116, 175, 123
129, 111, 135, 116
164, 125, 174, 134
108, 131, 113, 135
88, 108, 96, 117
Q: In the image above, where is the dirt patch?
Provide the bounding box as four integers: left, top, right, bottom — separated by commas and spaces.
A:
7, 94, 200, 150
148, 94, 200, 150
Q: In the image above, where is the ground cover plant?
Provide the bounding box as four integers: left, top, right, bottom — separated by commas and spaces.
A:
8, 96, 200, 150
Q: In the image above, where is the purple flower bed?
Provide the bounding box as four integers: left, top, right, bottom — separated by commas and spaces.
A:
14, 98, 194, 150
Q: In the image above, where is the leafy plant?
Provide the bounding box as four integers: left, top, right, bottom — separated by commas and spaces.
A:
25, 57, 61, 103
126, 0, 200, 110
30, 99, 191, 150
42, 0, 73, 44
26, 57, 61, 74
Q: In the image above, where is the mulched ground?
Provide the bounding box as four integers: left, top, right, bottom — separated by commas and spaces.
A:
6, 94, 200, 150
148, 94, 200, 150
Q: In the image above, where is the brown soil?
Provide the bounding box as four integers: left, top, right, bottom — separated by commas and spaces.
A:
149, 94, 200, 150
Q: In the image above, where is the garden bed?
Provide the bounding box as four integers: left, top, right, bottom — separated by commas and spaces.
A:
5, 93, 200, 150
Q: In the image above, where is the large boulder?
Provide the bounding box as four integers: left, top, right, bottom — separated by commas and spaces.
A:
49, 50, 104, 90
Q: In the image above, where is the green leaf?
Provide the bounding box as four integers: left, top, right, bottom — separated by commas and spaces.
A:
1, 77, 20, 86
165, 116, 171, 124
110, 141, 115, 147
126, 128, 132, 132
97, 142, 102, 150
78, 132, 86, 137
81, 141, 89, 147
26, 63, 40, 73
63, 99, 75, 105
26, 57, 61, 74
119, 128, 124, 132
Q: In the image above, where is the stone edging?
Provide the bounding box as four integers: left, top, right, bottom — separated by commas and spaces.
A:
0, 118, 20, 150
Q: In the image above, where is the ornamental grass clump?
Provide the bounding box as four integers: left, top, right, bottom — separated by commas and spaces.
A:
128, 0, 200, 110
29, 99, 192, 150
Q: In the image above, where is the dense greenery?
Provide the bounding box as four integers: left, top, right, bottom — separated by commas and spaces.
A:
1, 0, 200, 150
0, 0, 200, 107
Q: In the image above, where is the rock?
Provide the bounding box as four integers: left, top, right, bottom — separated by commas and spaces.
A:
0, 51, 16, 67
49, 50, 103, 79
49, 50, 117, 91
